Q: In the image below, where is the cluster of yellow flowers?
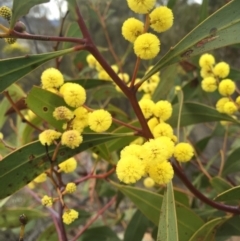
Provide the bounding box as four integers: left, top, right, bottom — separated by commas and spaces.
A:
199, 54, 239, 116
0, 6, 16, 44
38, 68, 113, 149
122, 0, 174, 60
38, 157, 79, 224
116, 137, 194, 185
116, 93, 193, 185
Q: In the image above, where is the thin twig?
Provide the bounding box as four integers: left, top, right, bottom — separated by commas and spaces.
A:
3, 91, 44, 132
71, 196, 117, 241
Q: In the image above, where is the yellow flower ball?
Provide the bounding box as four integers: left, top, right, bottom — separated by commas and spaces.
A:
141, 81, 157, 94
200, 67, 214, 78
174, 142, 194, 162
127, 0, 156, 14
116, 156, 145, 184
111, 65, 119, 73
86, 54, 97, 68
148, 74, 160, 83
213, 62, 230, 78
149, 6, 174, 33
41, 195, 53, 207
156, 136, 174, 159
148, 117, 159, 133
69, 119, 85, 133
122, 17, 144, 43
143, 139, 169, 163
4, 38, 17, 45
73, 107, 89, 127
53, 106, 74, 121
65, 182, 77, 193
201, 76, 217, 92
218, 79, 235, 96
98, 70, 112, 81
153, 100, 173, 121
0, 132, 4, 140
39, 129, 62, 146
148, 161, 174, 185
199, 53, 215, 68
130, 137, 144, 145
139, 99, 155, 119
153, 122, 173, 138
61, 130, 83, 149
118, 73, 130, 83
62, 209, 79, 225
88, 109, 112, 133
0, 6, 12, 22
143, 177, 155, 188
59, 157, 77, 173
41, 68, 64, 89
223, 101, 237, 115
216, 97, 230, 113
134, 33, 160, 60
236, 96, 240, 105
34, 173, 47, 183
61, 83, 86, 108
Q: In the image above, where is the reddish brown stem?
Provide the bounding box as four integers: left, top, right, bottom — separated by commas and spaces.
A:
71, 196, 117, 241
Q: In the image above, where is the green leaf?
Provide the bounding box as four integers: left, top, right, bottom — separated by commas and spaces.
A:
168, 102, 239, 128
26, 87, 67, 131
143, 0, 240, 80
112, 182, 204, 241
210, 176, 233, 194
216, 216, 240, 239
157, 181, 178, 241
0, 208, 46, 228
10, 0, 50, 28
63, 22, 82, 49
78, 226, 121, 241
37, 224, 58, 241
66, 79, 110, 90
199, 0, 209, 23
0, 84, 25, 129
189, 217, 229, 241
222, 148, 240, 176
0, 133, 123, 199
152, 64, 176, 102
124, 209, 150, 241
214, 186, 240, 202
0, 48, 74, 93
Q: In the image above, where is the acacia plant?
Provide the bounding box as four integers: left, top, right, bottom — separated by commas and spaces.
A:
1, 0, 240, 240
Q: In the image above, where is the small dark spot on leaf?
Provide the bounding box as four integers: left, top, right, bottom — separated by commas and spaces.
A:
88, 143, 93, 148
59, 151, 65, 156
43, 106, 48, 112
8, 184, 13, 187
29, 154, 35, 161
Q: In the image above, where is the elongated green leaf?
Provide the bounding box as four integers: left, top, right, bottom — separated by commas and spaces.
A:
216, 216, 240, 238
157, 182, 178, 241
0, 84, 26, 129
168, 102, 239, 127
152, 64, 176, 102
199, 0, 209, 23
10, 0, 50, 28
222, 148, 240, 176
0, 208, 46, 228
112, 182, 204, 241
143, 0, 240, 80
78, 226, 121, 241
215, 186, 240, 202
26, 87, 66, 131
0, 133, 123, 199
124, 209, 150, 241
63, 22, 82, 49
37, 225, 58, 241
66, 79, 110, 89
189, 217, 229, 241
0, 48, 74, 93
210, 176, 233, 194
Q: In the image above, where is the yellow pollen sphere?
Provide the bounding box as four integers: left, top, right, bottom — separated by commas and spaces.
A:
174, 142, 194, 162
149, 6, 174, 33
134, 33, 160, 60
127, 0, 156, 14
41, 68, 64, 89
